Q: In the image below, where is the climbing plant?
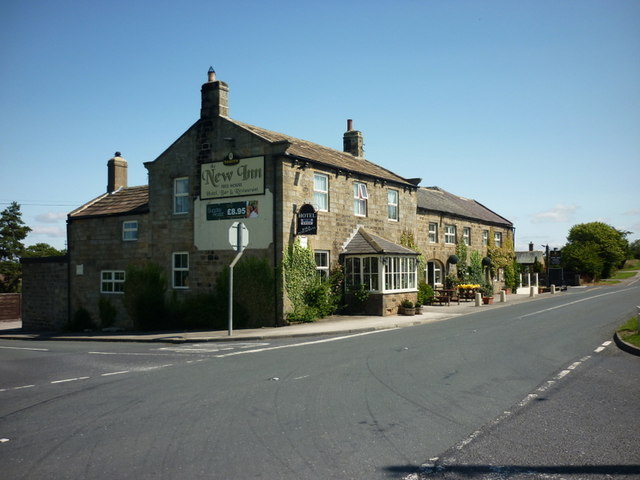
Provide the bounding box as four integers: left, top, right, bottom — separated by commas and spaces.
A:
455, 241, 469, 283
400, 230, 426, 282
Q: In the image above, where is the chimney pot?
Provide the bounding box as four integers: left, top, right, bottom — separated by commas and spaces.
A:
347, 119, 353, 131
207, 66, 216, 83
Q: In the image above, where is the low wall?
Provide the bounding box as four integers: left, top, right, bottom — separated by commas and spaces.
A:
0, 294, 21, 320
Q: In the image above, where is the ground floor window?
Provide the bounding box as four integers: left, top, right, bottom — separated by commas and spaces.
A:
314, 250, 330, 279
101, 270, 125, 293
344, 255, 417, 293
173, 252, 189, 289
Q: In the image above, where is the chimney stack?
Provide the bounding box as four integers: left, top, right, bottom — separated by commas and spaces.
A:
107, 152, 127, 193
201, 66, 229, 118
343, 119, 364, 157
529, 242, 534, 252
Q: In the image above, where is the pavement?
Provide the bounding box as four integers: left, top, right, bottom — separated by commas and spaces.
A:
0, 290, 572, 344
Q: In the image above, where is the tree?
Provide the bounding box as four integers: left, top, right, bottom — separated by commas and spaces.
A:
561, 222, 629, 281
0, 202, 32, 292
22, 243, 66, 257
629, 239, 640, 260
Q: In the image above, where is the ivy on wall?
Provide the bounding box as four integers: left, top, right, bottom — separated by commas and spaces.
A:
400, 230, 426, 282
282, 239, 320, 321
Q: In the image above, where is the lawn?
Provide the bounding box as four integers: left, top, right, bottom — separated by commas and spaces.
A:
618, 316, 640, 348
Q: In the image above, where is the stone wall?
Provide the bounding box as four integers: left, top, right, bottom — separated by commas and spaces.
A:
0, 294, 21, 321
21, 256, 69, 331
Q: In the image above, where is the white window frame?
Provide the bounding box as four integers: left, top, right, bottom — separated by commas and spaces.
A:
482, 230, 489, 246
387, 189, 399, 221
494, 232, 503, 248
428, 222, 438, 243
313, 173, 329, 212
353, 182, 368, 217
174, 177, 189, 215
172, 252, 189, 289
463, 227, 471, 246
344, 255, 417, 294
444, 225, 456, 245
314, 250, 330, 279
101, 270, 125, 294
122, 220, 138, 241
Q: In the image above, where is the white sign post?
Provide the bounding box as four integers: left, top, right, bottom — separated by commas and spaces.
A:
228, 222, 249, 336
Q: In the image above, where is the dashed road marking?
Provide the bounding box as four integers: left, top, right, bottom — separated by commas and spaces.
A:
50, 376, 90, 384
101, 371, 129, 376
0, 346, 49, 351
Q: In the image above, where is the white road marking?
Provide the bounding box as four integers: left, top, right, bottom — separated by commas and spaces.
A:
50, 376, 90, 384
518, 287, 635, 319
215, 329, 397, 358
101, 371, 129, 376
595, 346, 606, 353
0, 438, 9, 443
0, 345, 49, 351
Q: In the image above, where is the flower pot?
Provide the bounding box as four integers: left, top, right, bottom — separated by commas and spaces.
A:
400, 307, 415, 316
414, 305, 423, 314
482, 297, 494, 305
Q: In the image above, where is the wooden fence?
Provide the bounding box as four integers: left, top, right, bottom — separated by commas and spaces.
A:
0, 293, 21, 320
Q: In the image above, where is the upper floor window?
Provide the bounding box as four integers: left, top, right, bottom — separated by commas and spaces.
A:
444, 225, 456, 244
174, 177, 189, 214
428, 222, 438, 243
387, 189, 399, 221
122, 220, 138, 241
494, 232, 503, 248
482, 230, 489, 246
313, 173, 329, 212
353, 182, 368, 217
173, 252, 189, 289
101, 270, 125, 294
463, 227, 471, 246
314, 250, 330, 280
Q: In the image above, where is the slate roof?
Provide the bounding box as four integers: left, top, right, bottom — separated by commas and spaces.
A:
417, 187, 512, 227
69, 185, 149, 219
515, 251, 546, 265
342, 228, 418, 256
228, 119, 416, 188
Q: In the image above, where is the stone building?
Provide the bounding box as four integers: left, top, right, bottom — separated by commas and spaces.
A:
22, 69, 514, 330
416, 187, 514, 291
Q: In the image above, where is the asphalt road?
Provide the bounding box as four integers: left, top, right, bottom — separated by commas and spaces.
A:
1, 284, 638, 479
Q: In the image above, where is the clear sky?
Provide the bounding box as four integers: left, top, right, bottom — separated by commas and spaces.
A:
1, 0, 639, 252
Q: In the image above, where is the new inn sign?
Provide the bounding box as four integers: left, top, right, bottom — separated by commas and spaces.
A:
201, 156, 265, 199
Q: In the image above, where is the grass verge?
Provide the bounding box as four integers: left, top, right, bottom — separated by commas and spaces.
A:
617, 316, 640, 348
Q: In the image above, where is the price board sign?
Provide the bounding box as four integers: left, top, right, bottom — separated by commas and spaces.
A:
206, 201, 259, 221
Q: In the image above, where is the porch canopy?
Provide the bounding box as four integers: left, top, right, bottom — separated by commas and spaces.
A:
341, 228, 419, 294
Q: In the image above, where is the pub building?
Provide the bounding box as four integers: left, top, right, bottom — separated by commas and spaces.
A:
21, 69, 513, 330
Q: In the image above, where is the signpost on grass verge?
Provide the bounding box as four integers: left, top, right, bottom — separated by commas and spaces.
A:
228, 222, 249, 336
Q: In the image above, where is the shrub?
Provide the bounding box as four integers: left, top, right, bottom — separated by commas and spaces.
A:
124, 262, 167, 331
68, 306, 94, 331
98, 297, 117, 329
417, 282, 434, 305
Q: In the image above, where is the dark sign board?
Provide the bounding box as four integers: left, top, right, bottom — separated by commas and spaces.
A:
297, 203, 317, 235
207, 201, 259, 221
549, 250, 561, 266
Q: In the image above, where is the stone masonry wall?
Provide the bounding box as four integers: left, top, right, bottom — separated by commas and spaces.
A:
21, 256, 69, 330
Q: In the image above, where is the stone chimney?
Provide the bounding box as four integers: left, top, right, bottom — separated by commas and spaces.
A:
343, 119, 364, 157
107, 152, 127, 193
201, 67, 229, 119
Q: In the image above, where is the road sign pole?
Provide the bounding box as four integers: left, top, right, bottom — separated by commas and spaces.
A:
228, 223, 246, 336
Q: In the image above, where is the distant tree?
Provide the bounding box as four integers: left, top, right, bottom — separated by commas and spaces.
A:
629, 239, 640, 259
0, 202, 32, 292
22, 243, 66, 257
561, 222, 629, 281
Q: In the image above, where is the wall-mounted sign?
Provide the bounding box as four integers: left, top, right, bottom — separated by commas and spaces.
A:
207, 200, 259, 220
201, 156, 265, 199
297, 203, 317, 235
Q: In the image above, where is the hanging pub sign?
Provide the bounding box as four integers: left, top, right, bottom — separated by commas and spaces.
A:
297, 203, 317, 235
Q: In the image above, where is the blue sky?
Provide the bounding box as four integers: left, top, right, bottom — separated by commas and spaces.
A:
1, 0, 639, 252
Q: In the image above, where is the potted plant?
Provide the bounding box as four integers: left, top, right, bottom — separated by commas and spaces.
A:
414, 301, 423, 314
399, 299, 415, 316
481, 283, 494, 304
